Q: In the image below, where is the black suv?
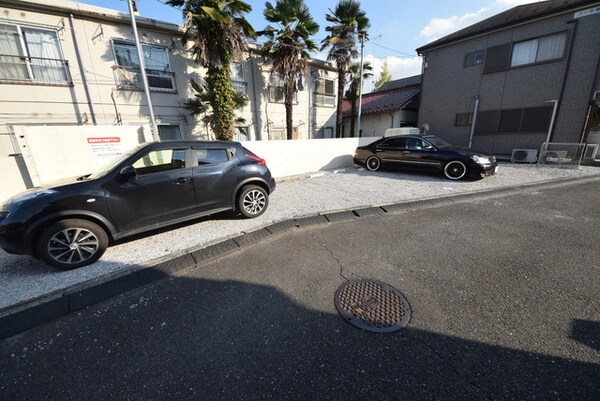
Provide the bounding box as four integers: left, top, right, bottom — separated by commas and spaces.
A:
0, 141, 275, 269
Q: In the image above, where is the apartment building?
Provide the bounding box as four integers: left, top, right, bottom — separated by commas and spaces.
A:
0, 0, 338, 158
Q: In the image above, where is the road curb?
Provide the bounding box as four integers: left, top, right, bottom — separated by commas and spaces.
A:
1, 174, 598, 340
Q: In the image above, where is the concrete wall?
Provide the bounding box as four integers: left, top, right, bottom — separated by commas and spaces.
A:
0, 157, 30, 203
0, 122, 381, 202
241, 137, 380, 178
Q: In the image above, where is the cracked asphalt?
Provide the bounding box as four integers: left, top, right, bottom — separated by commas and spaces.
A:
1, 179, 599, 400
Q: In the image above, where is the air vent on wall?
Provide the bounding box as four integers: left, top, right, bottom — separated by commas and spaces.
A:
511, 149, 538, 163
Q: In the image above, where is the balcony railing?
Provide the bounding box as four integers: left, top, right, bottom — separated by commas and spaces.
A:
0, 54, 71, 85
113, 65, 176, 93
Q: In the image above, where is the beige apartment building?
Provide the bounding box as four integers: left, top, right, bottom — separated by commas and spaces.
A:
0, 0, 338, 159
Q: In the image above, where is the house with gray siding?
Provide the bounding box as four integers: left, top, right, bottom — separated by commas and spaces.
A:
416, 0, 600, 156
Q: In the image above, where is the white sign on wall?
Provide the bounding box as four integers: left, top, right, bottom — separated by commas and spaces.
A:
574, 6, 600, 18
87, 137, 123, 157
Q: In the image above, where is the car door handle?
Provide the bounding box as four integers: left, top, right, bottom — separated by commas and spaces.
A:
402, 151, 410, 154
174, 177, 191, 184
375, 149, 383, 152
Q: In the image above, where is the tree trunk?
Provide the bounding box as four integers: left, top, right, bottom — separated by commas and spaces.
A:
350, 96, 357, 138
285, 81, 294, 140
207, 66, 235, 141
336, 66, 345, 138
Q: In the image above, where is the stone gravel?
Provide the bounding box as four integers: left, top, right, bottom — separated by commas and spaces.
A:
0, 163, 598, 310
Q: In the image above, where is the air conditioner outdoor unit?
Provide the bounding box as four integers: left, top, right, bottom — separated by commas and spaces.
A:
511, 149, 538, 163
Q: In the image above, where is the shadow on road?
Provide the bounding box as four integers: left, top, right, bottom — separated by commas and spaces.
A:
1, 274, 598, 400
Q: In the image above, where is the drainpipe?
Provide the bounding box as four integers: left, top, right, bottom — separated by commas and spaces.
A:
249, 57, 261, 140
69, 13, 97, 124
545, 99, 559, 143
468, 95, 479, 148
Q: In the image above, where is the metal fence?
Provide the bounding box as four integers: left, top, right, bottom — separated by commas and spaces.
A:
537, 142, 586, 167
112, 65, 176, 93
0, 54, 71, 84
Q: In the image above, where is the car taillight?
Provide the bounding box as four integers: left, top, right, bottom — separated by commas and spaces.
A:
245, 153, 267, 166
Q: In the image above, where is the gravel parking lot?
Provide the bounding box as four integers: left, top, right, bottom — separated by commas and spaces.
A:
1, 163, 598, 310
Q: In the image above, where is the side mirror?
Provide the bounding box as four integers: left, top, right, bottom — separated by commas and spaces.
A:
119, 165, 137, 180
425, 145, 435, 151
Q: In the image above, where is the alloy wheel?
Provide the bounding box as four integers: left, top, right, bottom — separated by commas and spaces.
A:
47, 228, 100, 265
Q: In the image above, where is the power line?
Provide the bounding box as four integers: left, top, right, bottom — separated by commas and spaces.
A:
370, 42, 417, 58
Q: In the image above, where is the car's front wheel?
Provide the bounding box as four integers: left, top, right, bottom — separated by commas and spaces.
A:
37, 219, 109, 270
443, 160, 468, 180
237, 185, 269, 218
366, 156, 381, 171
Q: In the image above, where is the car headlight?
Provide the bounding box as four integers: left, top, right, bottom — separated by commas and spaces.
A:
470, 155, 491, 165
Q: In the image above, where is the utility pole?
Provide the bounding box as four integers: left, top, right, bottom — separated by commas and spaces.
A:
357, 33, 365, 137
127, 0, 160, 141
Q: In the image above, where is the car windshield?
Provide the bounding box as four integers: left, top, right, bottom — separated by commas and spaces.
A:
423, 135, 452, 148
87, 144, 147, 180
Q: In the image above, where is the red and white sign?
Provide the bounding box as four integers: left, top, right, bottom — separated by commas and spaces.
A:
87, 137, 121, 144
87, 137, 123, 157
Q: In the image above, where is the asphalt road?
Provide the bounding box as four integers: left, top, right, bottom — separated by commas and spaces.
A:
1, 180, 599, 400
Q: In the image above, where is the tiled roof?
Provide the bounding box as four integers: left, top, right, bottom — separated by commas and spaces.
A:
376, 75, 422, 92
416, 0, 596, 53
342, 84, 420, 118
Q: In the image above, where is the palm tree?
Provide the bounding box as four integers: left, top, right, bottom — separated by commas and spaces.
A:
184, 78, 248, 139
166, 0, 255, 140
321, 0, 369, 138
345, 61, 372, 137
259, 0, 319, 140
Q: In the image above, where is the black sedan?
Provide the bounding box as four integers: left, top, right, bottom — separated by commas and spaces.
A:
354, 135, 498, 180
0, 141, 275, 269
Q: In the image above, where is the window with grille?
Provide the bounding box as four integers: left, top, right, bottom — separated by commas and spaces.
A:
0, 24, 70, 84
268, 73, 297, 103
455, 112, 473, 127
113, 41, 175, 91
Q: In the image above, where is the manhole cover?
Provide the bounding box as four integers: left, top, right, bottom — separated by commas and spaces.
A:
335, 279, 411, 333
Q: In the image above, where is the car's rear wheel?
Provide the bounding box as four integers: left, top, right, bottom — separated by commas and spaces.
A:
37, 219, 108, 270
443, 160, 468, 180
366, 156, 381, 171
237, 185, 269, 218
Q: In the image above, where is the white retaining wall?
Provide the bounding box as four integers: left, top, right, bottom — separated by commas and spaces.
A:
241, 137, 380, 178
0, 125, 380, 203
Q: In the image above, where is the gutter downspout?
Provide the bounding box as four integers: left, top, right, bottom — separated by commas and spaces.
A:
249, 57, 261, 140
69, 13, 97, 124
545, 99, 559, 143
468, 95, 479, 148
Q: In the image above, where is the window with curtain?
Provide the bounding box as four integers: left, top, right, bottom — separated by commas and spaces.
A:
231, 62, 247, 95
0, 24, 69, 84
510, 32, 567, 67
315, 78, 335, 107
113, 41, 174, 91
